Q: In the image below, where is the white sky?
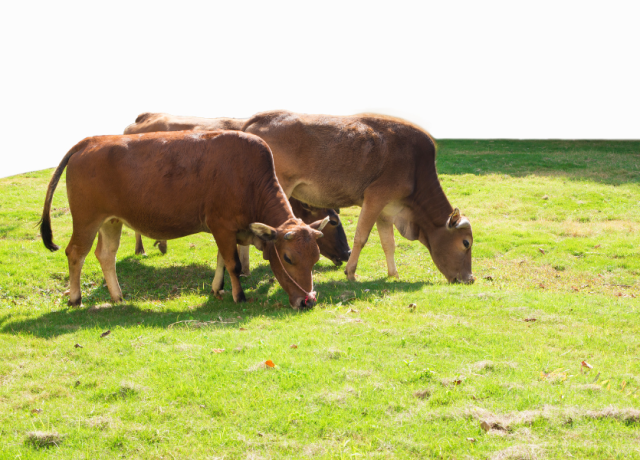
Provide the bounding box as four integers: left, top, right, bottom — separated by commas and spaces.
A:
1, 1, 638, 178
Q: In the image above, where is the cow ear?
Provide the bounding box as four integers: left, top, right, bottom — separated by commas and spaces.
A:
249, 223, 277, 241
447, 208, 461, 229
309, 216, 330, 232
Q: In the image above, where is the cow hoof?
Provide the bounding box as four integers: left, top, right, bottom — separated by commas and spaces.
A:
233, 291, 247, 303
344, 269, 357, 281
388, 271, 399, 278
68, 298, 82, 307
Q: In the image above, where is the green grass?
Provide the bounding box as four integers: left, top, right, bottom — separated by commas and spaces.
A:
1, 140, 639, 459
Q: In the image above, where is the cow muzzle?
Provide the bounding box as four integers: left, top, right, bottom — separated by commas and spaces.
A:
451, 274, 475, 285
293, 291, 317, 310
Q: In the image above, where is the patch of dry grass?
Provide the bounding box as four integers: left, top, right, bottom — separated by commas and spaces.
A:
490, 444, 544, 460
25, 431, 63, 448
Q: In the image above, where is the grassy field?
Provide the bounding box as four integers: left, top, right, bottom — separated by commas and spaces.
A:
0, 139, 639, 459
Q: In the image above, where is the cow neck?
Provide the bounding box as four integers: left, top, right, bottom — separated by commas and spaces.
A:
410, 167, 453, 232
251, 175, 295, 229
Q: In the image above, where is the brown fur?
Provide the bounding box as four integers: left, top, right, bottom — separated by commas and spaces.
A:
125, 111, 474, 282
125, 112, 350, 265
40, 130, 326, 309
125, 113, 246, 133
240, 110, 474, 282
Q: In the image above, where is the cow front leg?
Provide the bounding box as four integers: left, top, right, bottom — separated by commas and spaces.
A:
344, 196, 388, 281
134, 232, 146, 255
238, 245, 251, 276
95, 219, 124, 302
213, 236, 246, 303
377, 218, 399, 278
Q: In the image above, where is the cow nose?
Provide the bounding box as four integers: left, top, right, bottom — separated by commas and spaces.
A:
298, 291, 317, 309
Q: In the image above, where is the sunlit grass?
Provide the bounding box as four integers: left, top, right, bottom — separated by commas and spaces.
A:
0, 140, 639, 458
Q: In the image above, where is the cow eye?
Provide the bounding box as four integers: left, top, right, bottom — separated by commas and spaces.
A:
463, 240, 470, 249
283, 254, 293, 264
329, 220, 339, 226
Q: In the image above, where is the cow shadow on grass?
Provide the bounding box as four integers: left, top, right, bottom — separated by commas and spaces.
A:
0, 256, 427, 339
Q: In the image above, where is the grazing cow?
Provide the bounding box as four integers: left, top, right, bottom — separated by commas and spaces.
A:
124, 113, 351, 266
39, 130, 328, 309
241, 111, 474, 283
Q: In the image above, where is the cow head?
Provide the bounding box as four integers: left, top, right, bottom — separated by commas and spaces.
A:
290, 199, 351, 265
249, 217, 328, 309
420, 208, 475, 284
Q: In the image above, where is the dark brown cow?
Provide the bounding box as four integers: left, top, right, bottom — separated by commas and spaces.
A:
124, 113, 351, 266
39, 130, 329, 309
240, 111, 474, 283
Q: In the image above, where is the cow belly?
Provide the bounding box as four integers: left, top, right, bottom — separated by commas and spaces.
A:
109, 215, 208, 241
291, 183, 364, 209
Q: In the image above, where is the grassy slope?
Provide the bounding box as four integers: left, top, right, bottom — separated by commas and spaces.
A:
0, 140, 639, 459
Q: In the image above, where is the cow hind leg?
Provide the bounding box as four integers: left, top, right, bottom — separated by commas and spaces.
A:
238, 245, 251, 276
344, 195, 388, 281
95, 219, 124, 302
377, 218, 399, 278
65, 222, 101, 307
211, 250, 226, 295
134, 232, 146, 255
212, 235, 246, 303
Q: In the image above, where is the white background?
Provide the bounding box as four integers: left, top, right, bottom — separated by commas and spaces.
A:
1, 0, 638, 178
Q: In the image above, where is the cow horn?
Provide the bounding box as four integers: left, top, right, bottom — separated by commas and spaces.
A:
456, 217, 471, 229
284, 231, 295, 240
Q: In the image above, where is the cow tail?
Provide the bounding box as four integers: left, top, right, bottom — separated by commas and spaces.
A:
240, 116, 258, 132
39, 143, 83, 251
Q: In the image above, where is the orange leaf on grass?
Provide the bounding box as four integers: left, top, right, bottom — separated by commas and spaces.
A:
581, 361, 593, 369
265, 360, 275, 368
212, 349, 225, 354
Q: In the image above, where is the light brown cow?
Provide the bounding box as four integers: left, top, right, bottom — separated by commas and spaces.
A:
241, 111, 475, 283
39, 130, 329, 309
124, 113, 351, 266
124, 112, 246, 134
